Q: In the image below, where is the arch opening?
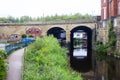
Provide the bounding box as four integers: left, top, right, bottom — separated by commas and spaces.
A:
47, 27, 66, 44
70, 26, 92, 72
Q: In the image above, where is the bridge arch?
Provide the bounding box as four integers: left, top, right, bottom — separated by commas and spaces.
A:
69, 24, 93, 31
70, 26, 92, 72
70, 26, 92, 51
47, 27, 66, 42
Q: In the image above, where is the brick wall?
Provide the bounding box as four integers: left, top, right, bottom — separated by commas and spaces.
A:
101, 0, 118, 20
101, 0, 109, 20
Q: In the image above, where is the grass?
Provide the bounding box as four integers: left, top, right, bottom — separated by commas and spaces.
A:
24, 35, 83, 80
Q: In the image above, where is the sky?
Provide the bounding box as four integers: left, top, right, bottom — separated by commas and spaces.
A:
0, 0, 101, 18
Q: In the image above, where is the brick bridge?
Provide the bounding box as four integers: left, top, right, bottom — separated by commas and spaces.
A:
0, 19, 97, 41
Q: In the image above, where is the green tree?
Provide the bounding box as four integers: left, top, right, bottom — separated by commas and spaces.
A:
0, 13, 92, 23
20, 16, 32, 23
7, 16, 16, 23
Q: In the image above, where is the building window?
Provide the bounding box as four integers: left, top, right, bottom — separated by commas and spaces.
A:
104, 0, 106, 3
109, 0, 112, 3
103, 20, 107, 28
114, 18, 117, 27
103, 7, 107, 19
118, 2, 120, 15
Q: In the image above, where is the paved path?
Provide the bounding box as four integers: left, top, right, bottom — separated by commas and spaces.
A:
6, 48, 25, 80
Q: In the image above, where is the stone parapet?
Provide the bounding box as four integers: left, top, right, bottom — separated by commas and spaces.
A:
0, 19, 96, 26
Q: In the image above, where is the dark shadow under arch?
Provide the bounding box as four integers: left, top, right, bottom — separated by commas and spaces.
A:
47, 27, 66, 41
70, 26, 92, 72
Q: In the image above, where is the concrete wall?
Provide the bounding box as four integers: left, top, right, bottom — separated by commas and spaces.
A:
97, 20, 108, 44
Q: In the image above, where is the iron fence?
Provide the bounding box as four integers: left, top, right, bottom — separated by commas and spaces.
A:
5, 38, 35, 55
0, 39, 7, 43
5, 42, 25, 55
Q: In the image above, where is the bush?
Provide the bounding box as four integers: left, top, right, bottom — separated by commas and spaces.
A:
22, 34, 27, 38
0, 50, 7, 80
28, 35, 34, 38
24, 35, 83, 80
95, 43, 109, 61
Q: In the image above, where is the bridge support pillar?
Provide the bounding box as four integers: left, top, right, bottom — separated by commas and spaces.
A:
66, 26, 70, 42
66, 31, 70, 42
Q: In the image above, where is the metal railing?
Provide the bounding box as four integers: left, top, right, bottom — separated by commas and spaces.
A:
5, 42, 26, 55
0, 39, 7, 43
4, 38, 35, 54
5, 40, 34, 55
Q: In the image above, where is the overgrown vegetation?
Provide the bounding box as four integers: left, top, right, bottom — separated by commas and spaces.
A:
24, 36, 83, 80
21, 34, 27, 38
0, 50, 7, 80
28, 35, 34, 38
95, 20, 116, 61
95, 41, 109, 61
0, 13, 92, 23
107, 21, 116, 52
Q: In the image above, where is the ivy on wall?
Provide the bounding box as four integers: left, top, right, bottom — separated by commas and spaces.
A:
108, 20, 116, 52
95, 20, 116, 61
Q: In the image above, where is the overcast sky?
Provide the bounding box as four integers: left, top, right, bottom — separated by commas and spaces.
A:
0, 0, 101, 18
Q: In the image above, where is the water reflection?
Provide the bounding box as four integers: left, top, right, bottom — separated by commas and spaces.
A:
73, 30, 87, 59
73, 48, 87, 59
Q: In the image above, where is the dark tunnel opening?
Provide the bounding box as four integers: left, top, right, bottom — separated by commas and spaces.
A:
47, 27, 66, 44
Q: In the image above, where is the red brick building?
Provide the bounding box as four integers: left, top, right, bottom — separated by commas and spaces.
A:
101, 0, 109, 20
101, 0, 119, 20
